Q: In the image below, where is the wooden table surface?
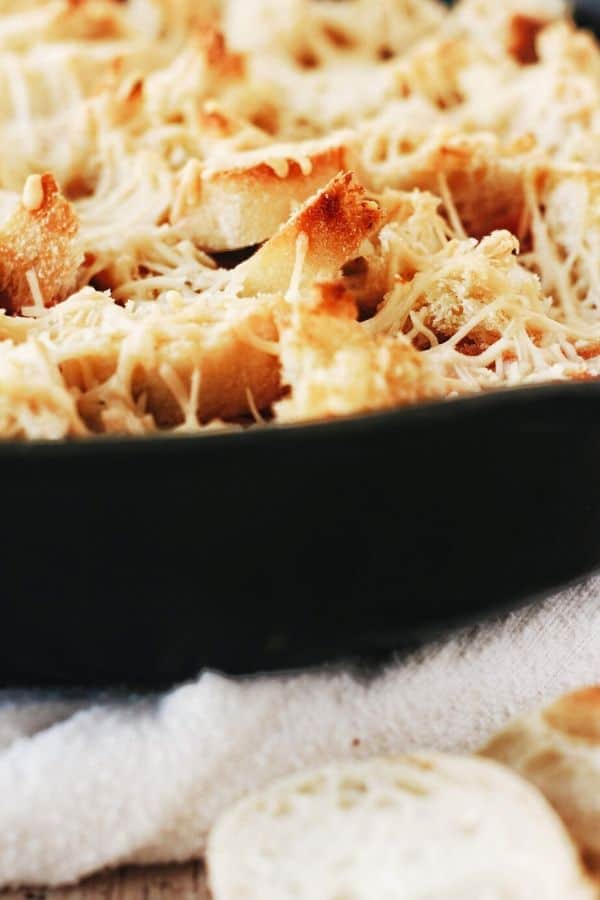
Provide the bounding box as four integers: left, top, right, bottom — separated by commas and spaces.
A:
2, 865, 209, 900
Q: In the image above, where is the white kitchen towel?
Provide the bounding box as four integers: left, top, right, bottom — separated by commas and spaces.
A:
2, 577, 600, 887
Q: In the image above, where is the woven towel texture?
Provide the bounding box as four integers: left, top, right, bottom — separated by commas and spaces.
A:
1, 579, 599, 887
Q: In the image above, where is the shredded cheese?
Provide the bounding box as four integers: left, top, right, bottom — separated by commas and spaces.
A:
22, 268, 46, 316
0, 0, 599, 440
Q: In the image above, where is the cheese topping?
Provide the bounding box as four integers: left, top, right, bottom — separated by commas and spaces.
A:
0, 0, 599, 439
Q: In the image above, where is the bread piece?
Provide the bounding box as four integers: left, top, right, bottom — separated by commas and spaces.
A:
172, 139, 348, 252
207, 754, 594, 900
0, 338, 86, 440
500, 23, 600, 160
129, 307, 281, 427
38, 288, 282, 433
275, 304, 441, 423
247, 57, 426, 139
0, 1, 133, 52
223, 0, 445, 66
524, 167, 600, 327
239, 172, 381, 297
138, 26, 247, 134
356, 124, 600, 330
227, 8, 460, 139
0, 173, 82, 315
483, 687, 600, 871
448, 0, 568, 63
364, 219, 595, 391
324, 187, 449, 315
355, 128, 537, 240
367, 229, 545, 351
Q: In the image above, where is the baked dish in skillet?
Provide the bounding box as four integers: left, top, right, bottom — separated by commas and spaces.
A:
1, 0, 599, 440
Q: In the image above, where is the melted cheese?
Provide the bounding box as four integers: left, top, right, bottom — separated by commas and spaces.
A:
0, 0, 599, 439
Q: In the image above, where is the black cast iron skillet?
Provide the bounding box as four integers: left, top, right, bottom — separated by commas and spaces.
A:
3, 381, 600, 687
1, 3, 600, 688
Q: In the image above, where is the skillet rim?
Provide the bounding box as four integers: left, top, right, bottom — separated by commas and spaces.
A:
2, 379, 600, 460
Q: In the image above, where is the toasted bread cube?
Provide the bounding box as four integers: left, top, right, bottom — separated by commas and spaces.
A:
0, 173, 81, 315
240, 172, 381, 297
173, 141, 348, 252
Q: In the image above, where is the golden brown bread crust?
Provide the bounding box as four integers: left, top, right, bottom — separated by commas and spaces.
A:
69, 172, 384, 430
295, 172, 381, 261
0, 174, 81, 315
174, 145, 348, 251
508, 14, 547, 63
240, 171, 382, 296
42, 171, 383, 433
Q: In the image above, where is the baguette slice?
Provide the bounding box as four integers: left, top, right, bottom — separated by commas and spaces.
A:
483, 687, 600, 872
207, 754, 594, 900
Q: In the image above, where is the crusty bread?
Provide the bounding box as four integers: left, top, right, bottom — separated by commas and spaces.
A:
498, 23, 600, 155
483, 687, 600, 871
316, 187, 448, 316
527, 168, 600, 327
223, 0, 445, 66
130, 305, 281, 428
0, 173, 81, 315
172, 138, 349, 252
239, 171, 381, 297
275, 304, 440, 423
0, 0, 134, 51
0, 174, 399, 436
365, 227, 546, 348
207, 754, 594, 900
0, 337, 87, 440
448, 0, 568, 62
44, 289, 282, 431
354, 128, 537, 240
356, 125, 600, 329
